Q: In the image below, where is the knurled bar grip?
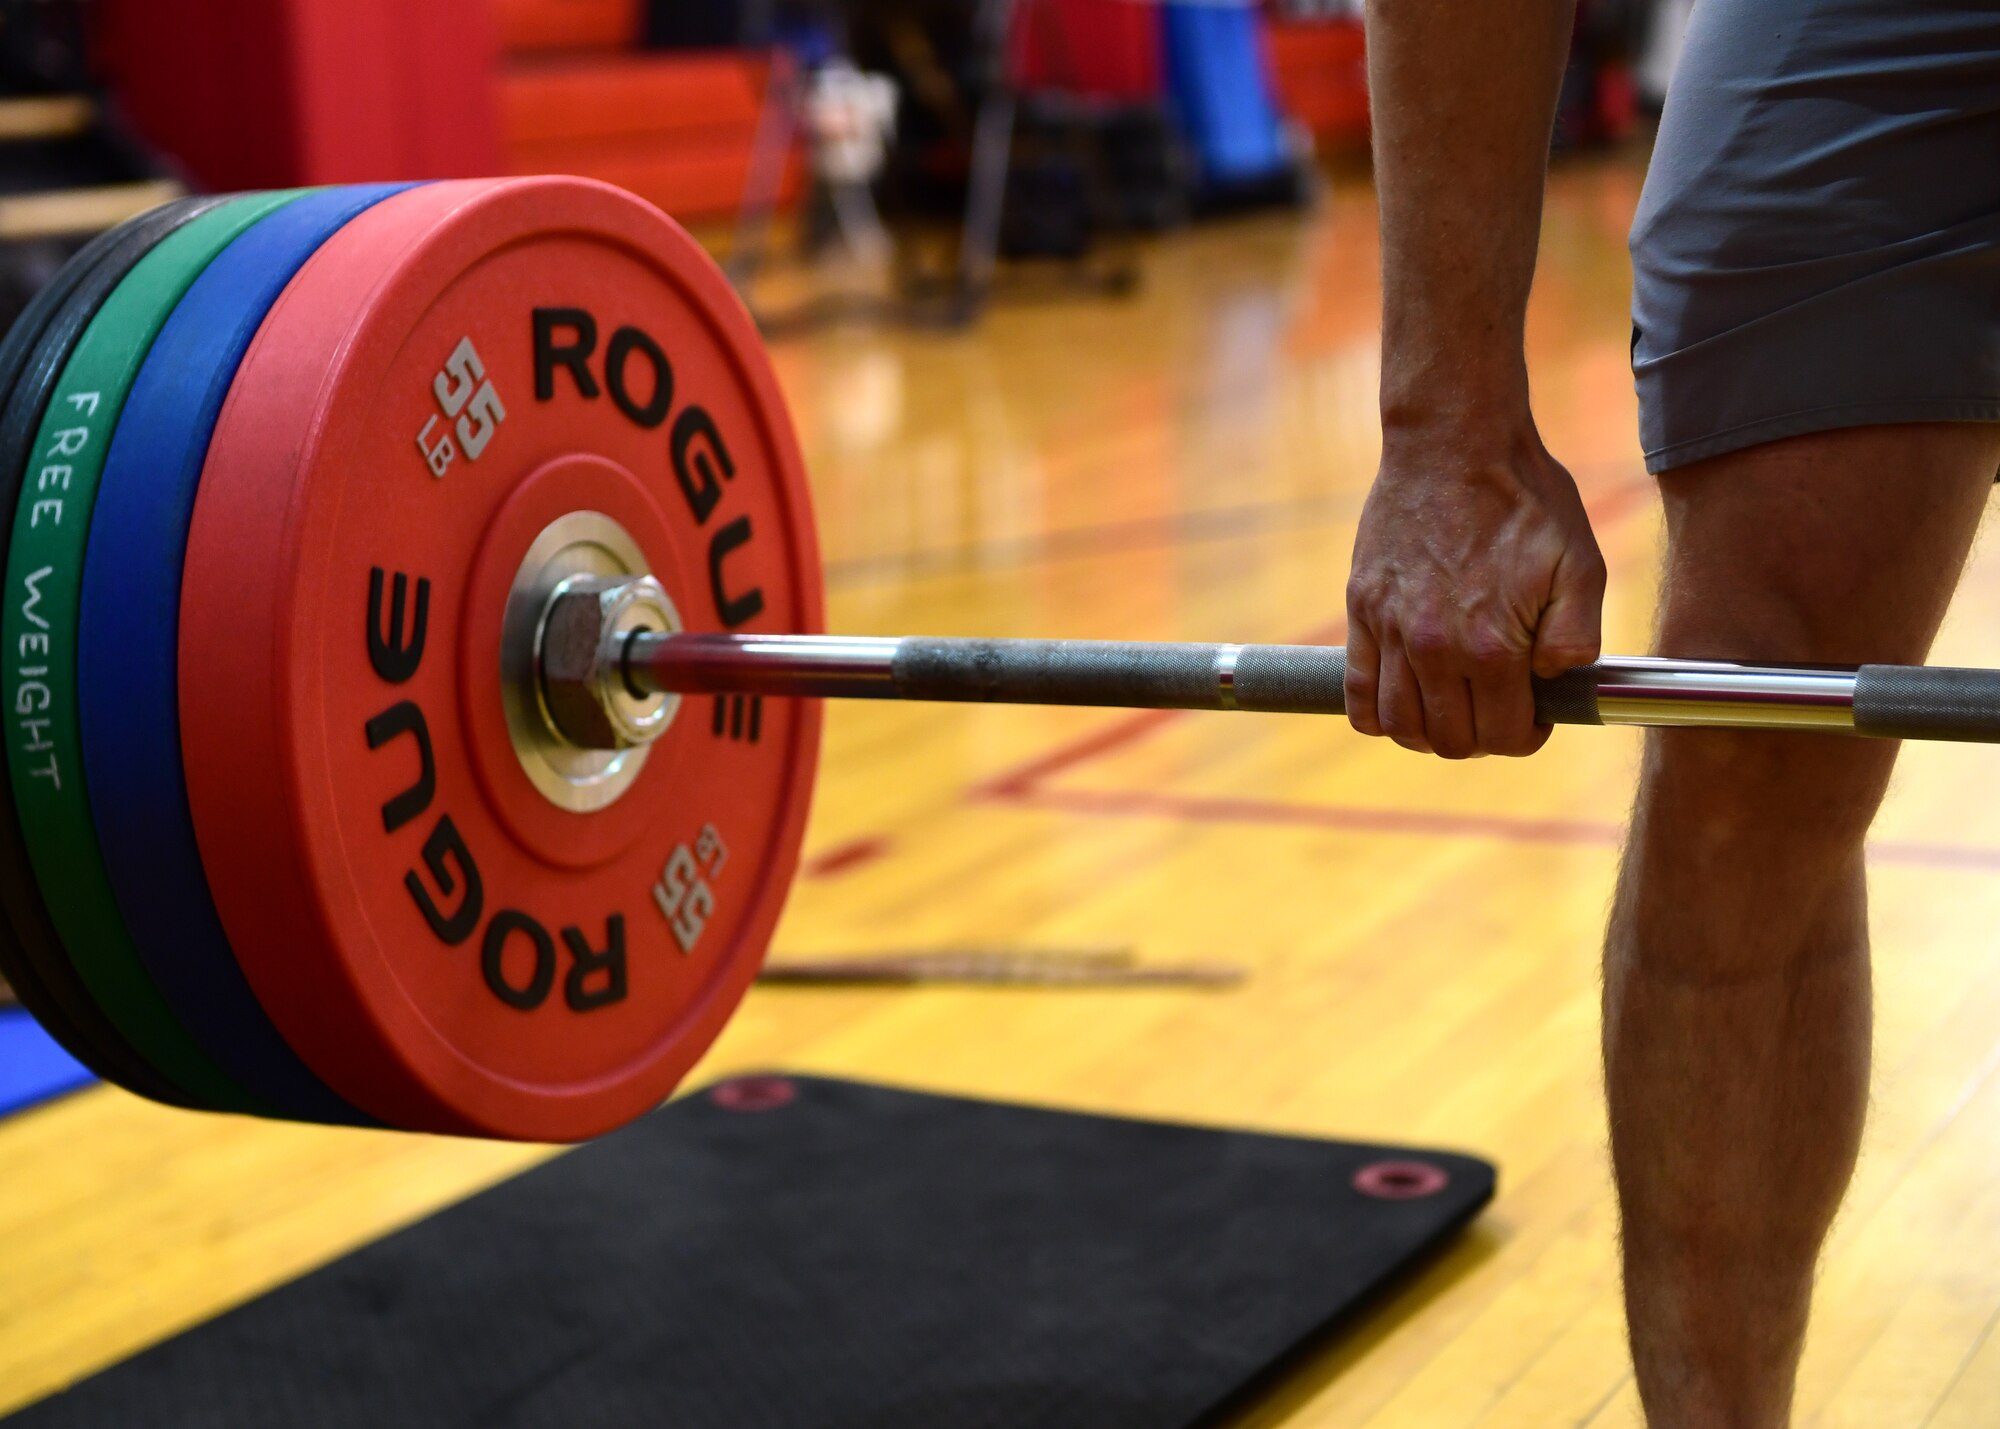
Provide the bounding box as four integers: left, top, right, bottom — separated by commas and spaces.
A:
1852, 664, 2000, 741
632, 635, 1611, 723
890, 639, 1605, 723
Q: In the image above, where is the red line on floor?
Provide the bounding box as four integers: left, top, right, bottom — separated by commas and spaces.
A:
974, 708, 1188, 800
824, 492, 1360, 588
1001, 784, 1624, 846
969, 617, 1353, 800
989, 784, 2000, 870
801, 835, 894, 880
1862, 840, 2000, 872
1582, 475, 1655, 527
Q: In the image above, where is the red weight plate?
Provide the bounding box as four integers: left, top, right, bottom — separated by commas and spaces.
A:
182, 178, 823, 1140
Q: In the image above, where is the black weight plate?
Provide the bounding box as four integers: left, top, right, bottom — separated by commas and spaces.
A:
0, 196, 229, 1107
0, 216, 152, 1095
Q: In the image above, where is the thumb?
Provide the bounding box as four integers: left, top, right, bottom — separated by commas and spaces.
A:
1530, 552, 1606, 679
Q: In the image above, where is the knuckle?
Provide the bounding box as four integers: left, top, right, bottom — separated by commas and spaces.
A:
1473, 703, 1545, 757
1464, 632, 1517, 670
1403, 622, 1453, 662
1377, 707, 1419, 742
1535, 653, 1592, 680
1564, 558, 1609, 599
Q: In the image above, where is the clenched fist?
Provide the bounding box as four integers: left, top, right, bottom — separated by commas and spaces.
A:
1344, 418, 1606, 759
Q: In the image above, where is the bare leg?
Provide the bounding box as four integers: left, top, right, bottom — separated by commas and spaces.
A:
1606, 423, 2000, 1428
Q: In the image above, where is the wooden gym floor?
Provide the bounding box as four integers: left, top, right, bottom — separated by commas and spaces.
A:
7, 154, 2000, 1426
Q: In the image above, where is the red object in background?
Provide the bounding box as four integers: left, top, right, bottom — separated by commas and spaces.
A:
495, 0, 639, 52
1595, 60, 1639, 141
1011, 0, 1164, 100
95, 0, 503, 189
494, 0, 803, 224
500, 50, 802, 221
96, 0, 800, 223
1265, 16, 1369, 150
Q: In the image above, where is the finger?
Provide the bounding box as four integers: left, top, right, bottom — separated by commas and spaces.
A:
1344, 622, 1383, 737
1531, 548, 1608, 679
1454, 678, 1494, 758
1376, 643, 1434, 754
1404, 643, 1479, 760
1467, 651, 1548, 757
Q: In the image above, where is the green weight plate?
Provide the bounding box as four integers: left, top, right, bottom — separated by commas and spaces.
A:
1, 192, 305, 1112
0, 198, 230, 1108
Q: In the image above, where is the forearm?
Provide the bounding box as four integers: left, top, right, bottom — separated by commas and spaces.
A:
1367, 0, 1577, 429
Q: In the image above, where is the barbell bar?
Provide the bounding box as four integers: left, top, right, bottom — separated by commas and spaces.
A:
538, 609, 2000, 746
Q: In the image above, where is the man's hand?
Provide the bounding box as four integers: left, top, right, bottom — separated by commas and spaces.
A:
1345, 418, 1605, 758
1356, 0, 1587, 758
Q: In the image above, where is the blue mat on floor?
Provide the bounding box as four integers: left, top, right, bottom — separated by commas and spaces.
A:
0, 1009, 94, 1117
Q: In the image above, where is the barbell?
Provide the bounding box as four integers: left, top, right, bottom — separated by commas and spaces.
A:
1, 176, 1994, 1143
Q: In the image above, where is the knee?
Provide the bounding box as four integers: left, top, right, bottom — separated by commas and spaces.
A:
1629, 726, 1891, 877
1610, 728, 1881, 984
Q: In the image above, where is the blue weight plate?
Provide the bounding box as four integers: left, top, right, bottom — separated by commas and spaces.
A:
0, 196, 230, 1106
78, 184, 419, 1125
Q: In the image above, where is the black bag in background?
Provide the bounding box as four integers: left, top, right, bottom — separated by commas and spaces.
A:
0, 0, 90, 92
645, 0, 778, 48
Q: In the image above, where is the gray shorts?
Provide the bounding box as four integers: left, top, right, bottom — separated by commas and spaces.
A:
1630, 0, 2000, 472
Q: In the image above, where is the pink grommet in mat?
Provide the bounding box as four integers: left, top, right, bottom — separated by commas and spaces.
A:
1352, 1160, 1450, 1200
710, 1076, 799, 1112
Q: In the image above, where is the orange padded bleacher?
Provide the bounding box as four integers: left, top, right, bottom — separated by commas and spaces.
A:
1267, 18, 1369, 150
499, 49, 800, 222
501, 51, 766, 145
496, 0, 639, 53
493, 0, 801, 225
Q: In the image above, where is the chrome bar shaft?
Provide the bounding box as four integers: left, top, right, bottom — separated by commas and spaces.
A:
624, 633, 1873, 734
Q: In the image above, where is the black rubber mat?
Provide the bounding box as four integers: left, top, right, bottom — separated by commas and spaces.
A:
7, 1076, 1495, 1428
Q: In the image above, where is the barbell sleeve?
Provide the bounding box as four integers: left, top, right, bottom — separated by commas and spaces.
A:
619, 633, 2000, 740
